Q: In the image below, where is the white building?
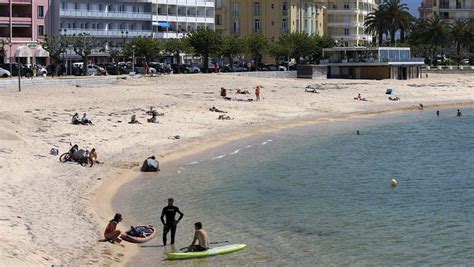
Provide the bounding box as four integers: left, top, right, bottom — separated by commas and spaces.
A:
326, 0, 377, 47
58, 0, 215, 44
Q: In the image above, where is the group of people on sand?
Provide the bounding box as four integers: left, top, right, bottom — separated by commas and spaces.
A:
68, 144, 102, 164
104, 198, 209, 252
221, 86, 262, 101
72, 113, 93, 125
129, 107, 165, 124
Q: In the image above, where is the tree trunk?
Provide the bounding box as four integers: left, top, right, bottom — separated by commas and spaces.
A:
390, 31, 396, 46
82, 56, 87, 76
228, 56, 234, 71
378, 32, 383, 46
175, 53, 181, 74
203, 53, 209, 73
400, 28, 405, 43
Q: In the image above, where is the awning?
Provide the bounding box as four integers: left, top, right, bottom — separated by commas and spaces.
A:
15, 46, 33, 57
35, 47, 50, 57
153, 21, 170, 27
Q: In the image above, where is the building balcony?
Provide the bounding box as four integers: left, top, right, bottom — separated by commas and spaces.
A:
327, 9, 369, 15
154, 0, 215, 8
327, 21, 363, 27
62, 28, 153, 38
153, 31, 186, 38
60, 9, 152, 21
330, 34, 372, 41
11, 0, 32, 4
153, 15, 214, 24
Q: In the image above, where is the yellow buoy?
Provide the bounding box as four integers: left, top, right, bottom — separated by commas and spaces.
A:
391, 178, 398, 187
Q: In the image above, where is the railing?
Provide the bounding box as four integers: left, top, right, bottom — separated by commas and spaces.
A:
63, 28, 152, 37
153, 32, 186, 38
60, 9, 152, 20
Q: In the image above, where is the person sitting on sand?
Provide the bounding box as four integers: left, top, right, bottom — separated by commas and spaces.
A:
81, 113, 93, 125
89, 148, 103, 164
188, 222, 209, 252
255, 86, 261, 101
129, 114, 141, 124
168, 135, 181, 140
147, 113, 159, 123
104, 213, 123, 244
146, 106, 155, 115
218, 115, 234, 120
354, 93, 367, 101
305, 88, 319, 94
220, 87, 227, 97
457, 109, 462, 117
388, 96, 400, 101
209, 107, 227, 113
236, 89, 250, 95
69, 144, 79, 160
72, 113, 81, 125
419, 103, 424, 110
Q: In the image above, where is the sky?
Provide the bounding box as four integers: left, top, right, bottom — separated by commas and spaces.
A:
402, 0, 421, 17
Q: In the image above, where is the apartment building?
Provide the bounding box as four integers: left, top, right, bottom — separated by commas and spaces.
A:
216, 0, 326, 41
434, 0, 474, 20
0, 0, 52, 64
58, 0, 215, 45
326, 0, 377, 47
419, 0, 435, 19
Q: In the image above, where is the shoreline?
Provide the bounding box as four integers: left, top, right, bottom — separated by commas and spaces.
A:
97, 100, 474, 266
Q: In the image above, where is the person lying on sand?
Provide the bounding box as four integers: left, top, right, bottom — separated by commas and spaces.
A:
236, 89, 250, 95
146, 106, 155, 115
72, 113, 81, 125
129, 114, 141, 124
388, 96, 400, 101
354, 93, 367, 101
168, 135, 181, 140
104, 213, 123, 244
209, 107, 227, 113
82, 113, 93, 125
89, 148, 103, 164
218, 115, 234, 120
188, 222, 209, 252
305, 89, 319, 94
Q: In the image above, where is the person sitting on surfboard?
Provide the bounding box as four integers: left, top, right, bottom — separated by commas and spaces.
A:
161, 198, 184, 245
188, 222, 209, 252
104, 213, 123, 243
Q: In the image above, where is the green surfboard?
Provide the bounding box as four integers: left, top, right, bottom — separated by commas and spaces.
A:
166, 244, 247, 260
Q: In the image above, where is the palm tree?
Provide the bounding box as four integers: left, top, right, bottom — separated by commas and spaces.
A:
449, 20, 469, 59
422, 15, 450, 65
364, 7, 388, 46
384, 0, 411, 45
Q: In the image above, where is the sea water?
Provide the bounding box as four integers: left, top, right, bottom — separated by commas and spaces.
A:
116, 108, 473, 266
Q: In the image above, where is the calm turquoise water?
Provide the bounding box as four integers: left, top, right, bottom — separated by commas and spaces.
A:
117, 108, 474, 266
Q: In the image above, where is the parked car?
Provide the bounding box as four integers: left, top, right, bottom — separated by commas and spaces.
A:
0, 67, 11, 78
222, 64, 247, 72
98, 63, 121, 75
0, 63, 33, 77
265, 64, 287, 71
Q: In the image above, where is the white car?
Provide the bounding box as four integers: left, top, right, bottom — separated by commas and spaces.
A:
0, 67, 11, 78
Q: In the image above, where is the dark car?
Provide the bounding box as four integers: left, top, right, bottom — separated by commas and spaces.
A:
99, 63, 121, 75
222, 64, 247, 72
0, 63, 33, 77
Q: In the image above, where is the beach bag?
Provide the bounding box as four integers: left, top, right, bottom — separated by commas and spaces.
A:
50, 148, 59, 156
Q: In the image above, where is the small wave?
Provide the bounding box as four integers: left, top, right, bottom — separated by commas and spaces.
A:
212, 154, 226, 160
262, 139, 273, 145
229, 149, 241, 155
245, 145, 254, 148
188, 161, 199, 165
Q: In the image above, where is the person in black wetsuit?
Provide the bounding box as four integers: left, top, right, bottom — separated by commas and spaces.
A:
160, 198, 184, 245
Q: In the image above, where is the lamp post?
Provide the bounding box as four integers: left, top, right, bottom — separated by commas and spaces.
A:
68, 44, 73, 75
132, 44, 136, 73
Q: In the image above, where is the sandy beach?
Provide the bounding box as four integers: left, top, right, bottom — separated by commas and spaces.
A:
0, 72, 473, 265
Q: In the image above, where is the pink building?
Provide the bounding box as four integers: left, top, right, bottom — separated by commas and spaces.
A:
0, 0, 53, 65
419, 0, 435, 19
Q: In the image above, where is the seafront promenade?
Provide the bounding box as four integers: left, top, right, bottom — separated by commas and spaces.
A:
0, 73, 473, 265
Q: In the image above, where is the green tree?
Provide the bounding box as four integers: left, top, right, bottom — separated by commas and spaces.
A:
41, 34, 69, 76
245, 34, 268, 69
384, 0, 412, 45
268, 41, 292, 65
364, 7, 388, 46
164, 37, 191, 73
0, 38, 11, 61
281, 32, 316, 64
423, 15, 450, 65
449, 20, 469, 61
123, 36, 163, 64
187, 28, 222, 72
218, 36, 246, 71
70, 33, 100, 75
310, 35, 334, 64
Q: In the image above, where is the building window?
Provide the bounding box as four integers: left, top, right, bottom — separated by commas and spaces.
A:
254, 19, 260, 32
344, 28, 350, 35
99, 4, 103, 11
344, 3, 350, 10
74, 3, 79, 10
254, 2, 261, 16
281, 19, 288, 32
233, 19, 240, 33
282, 2, 288, 16
38, 6, 44, 17
38, 25, 44, 36
216, 14, 222, 25
61, 2, 65, 10
232, 2, 239, 16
